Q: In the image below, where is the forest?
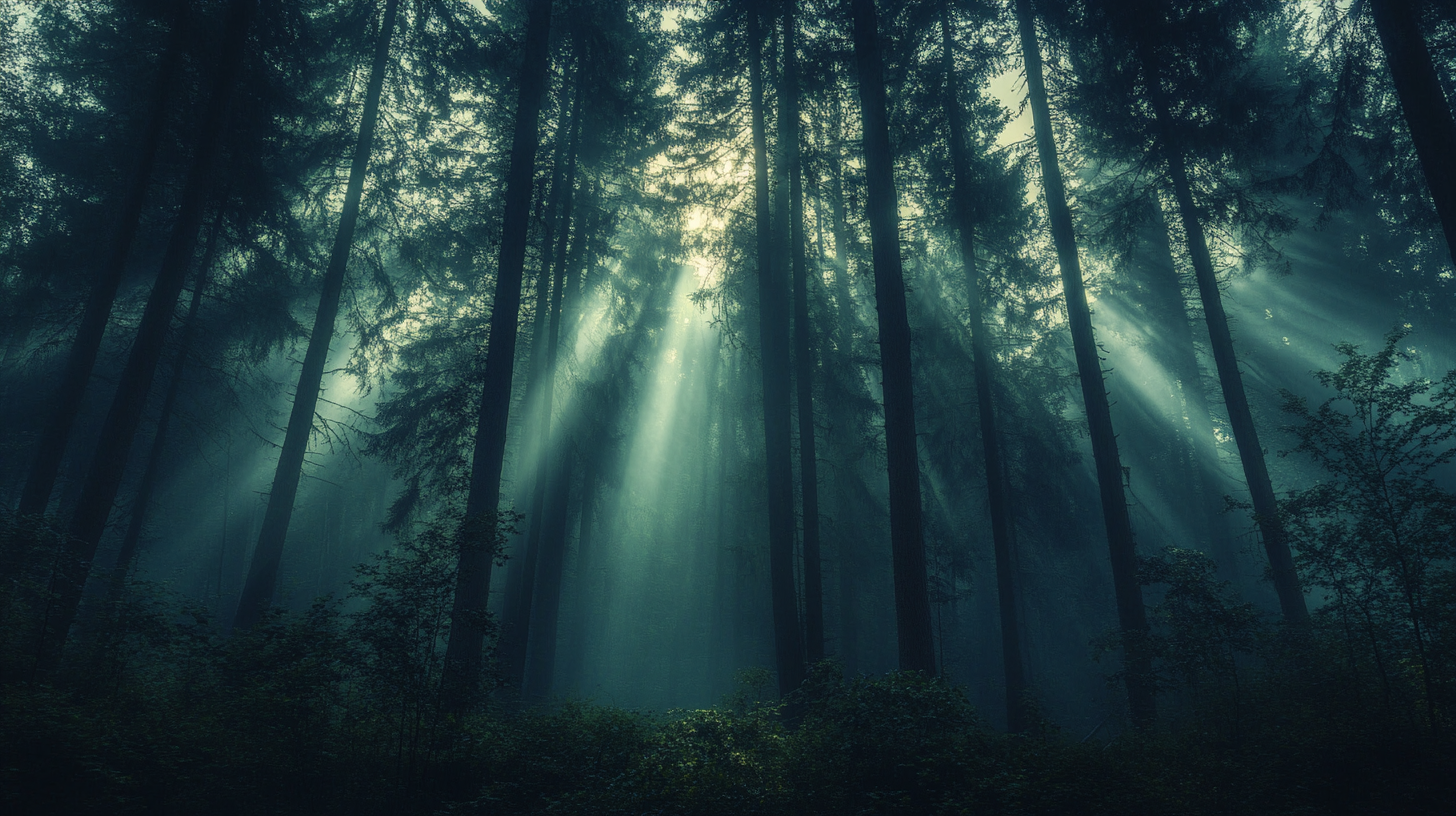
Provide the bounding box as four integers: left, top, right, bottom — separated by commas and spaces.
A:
1, 0, 1454, 812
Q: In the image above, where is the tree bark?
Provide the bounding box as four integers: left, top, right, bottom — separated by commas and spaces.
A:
1136, 41, 1309, 626
501, 48, 585, 692
524, 155, 598, 701
18, 0, 190, 518
847, 0, 936, 675
558, 454, 599, 693
33, 0, 256, 675
440, 0, 555, 707
779, 1, 824, 664
940, 6, 1027, 732
232, 0, 400, 632
494, 61, 573, 685
748, 1, 806, 696
522, 445, 576, 700
1130, 203, 1236, 576
107, 213, 222, 599
825, 96, 863, 673
1014, 0, 1154, 726
1369, 0, 1456, 264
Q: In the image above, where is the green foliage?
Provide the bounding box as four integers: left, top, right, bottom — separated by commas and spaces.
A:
1280, 328, 1456, 727
1140, 546, 1264, 694
0, 510, 65, 683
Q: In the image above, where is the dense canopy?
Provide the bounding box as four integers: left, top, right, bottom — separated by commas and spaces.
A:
2, 0, 1454, 813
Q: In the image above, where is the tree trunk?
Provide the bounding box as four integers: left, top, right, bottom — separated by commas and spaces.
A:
494, 66, 571, 685
1132, 203, 1237, 576
522, 445, 576, 701
501, 49, 585, 691
33, 0, 255, 676
1136, 42, 1309, 626
826, 96, 863, 673
940, 6, 1027, 732
1369, 0, 1456, 264
18, 0, 190, 518
107, 213, 222, 599
847, 0, 935, 675
558, 454, 599, 693
748, 1, 806, 696
524, 156, 598, 701
1014, 0, 1154, 726
232, 0, 400, 632
778, 2, 824, 665
440, 0, 555, 707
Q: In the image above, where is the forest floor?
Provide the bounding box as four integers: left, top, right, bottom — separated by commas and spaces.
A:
3, 663, 1452, 815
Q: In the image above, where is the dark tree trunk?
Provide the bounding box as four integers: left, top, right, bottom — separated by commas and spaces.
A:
107, 214, 222, 599
748, 1, 806, 696
559, 454, 599, 693
440, 0, 555, 707
232, 0, 400, 632
1129, 204, 1236, 576
524, 156, 598, 701
1369, 0, 1456, 263
34, 0, 256, 675
939, 7, 1027, 732
494, 70, 571, 684
18, 0, 190, 518
501, 50, 585, 692
522, 445, 576, 701
1014, 0, 1155, 726
779, 2, 824, 664
847, 0, 935, 675
1136, 42, 1309, 626
708, 343, 737, 691
826, 93, 862, 673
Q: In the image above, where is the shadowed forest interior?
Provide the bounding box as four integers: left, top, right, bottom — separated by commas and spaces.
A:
2, 0, 1456, 813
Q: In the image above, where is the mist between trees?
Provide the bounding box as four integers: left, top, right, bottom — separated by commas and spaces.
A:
1, 0, 1455, 813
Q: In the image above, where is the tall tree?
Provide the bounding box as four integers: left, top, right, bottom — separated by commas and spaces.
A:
780, 0, 824, 664
938, 3, 1027, 732
106, 212, 223, 598
1367, 0, 1456, 264
847, 0, 935, 675
440, 0, 556, 705
1013, 0, 1155, 725
1108, 0, 1310, 625
233, 0, 401, 632
748, 0, 806, 696
498, 44, 583, 690
518, 48, 586, 699
17, 0, 190, 518
34, 0, 257, 673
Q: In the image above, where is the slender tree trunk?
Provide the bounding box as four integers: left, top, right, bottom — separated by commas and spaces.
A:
524, 156, 598, 701
495, 66, 571, 680
502, 50, 585, 691
106, 213, 222, 598
440, 0, 555, 706
522, 446, 576, 700
18, 0, 190, 518
1136, 42, 1310, 626
1134, 203, 1236, 575
232, 0, 400, 632
939, 7, 1027, 731
1369, 0, 1456, 263
1014, 0, 1154, 725
778, 2, 824, 664
708, 342, 737, 691
559, 454, 599, 693
31, 0, 255, 676
748, 1, 806, 696
826, 93, 863, 673
847, 0, 935, 675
